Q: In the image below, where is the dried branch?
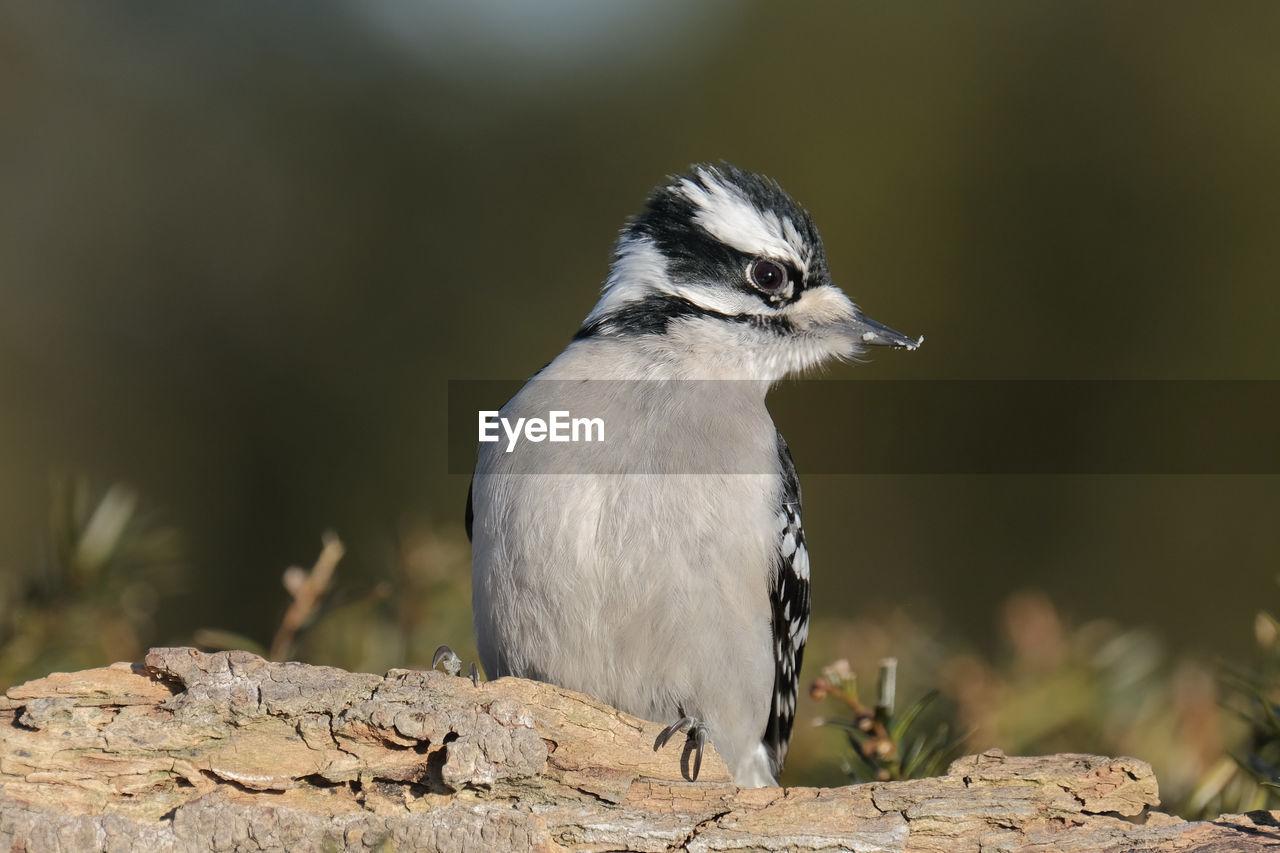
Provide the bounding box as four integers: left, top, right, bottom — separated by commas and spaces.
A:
1, 649, 1278, 852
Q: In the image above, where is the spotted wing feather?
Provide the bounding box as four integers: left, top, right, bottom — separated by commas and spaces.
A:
762, 432, 811, 779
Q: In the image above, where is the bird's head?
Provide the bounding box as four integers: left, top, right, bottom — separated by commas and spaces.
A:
576, 163, 921, 381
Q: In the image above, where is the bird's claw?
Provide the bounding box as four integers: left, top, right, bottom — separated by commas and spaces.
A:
653, 715, 695, 751
432, 644, 463, 677
653, 714, 708, 781
431, 645, 483, 686
428, 646, 482, 685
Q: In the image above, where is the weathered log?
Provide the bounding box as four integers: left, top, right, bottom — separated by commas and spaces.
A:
0, 648, 1275, 852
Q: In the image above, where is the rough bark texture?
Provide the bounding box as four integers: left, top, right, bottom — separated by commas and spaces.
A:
1, 648, 1277, 852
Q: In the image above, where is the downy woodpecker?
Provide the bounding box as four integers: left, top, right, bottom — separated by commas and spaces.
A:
467, 164, 921, 786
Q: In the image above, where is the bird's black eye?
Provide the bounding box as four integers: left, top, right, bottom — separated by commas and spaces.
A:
749, 258, 787, 294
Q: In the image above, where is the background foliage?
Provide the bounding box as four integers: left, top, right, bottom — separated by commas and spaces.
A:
1, 1, 1277, 816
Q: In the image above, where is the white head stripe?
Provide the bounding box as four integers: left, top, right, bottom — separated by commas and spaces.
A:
584, 235, 669, 324
678, 169, 808, 271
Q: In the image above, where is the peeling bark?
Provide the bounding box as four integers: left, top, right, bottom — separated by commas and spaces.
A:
1, 648, 1276, 852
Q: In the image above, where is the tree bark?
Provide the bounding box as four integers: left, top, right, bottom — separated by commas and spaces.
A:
0, 648, 1275, 852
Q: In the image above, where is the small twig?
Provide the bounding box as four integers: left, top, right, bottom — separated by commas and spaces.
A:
269, 532, 344, 661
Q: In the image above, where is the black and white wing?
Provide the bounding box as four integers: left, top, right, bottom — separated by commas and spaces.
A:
762, 432, 811, 779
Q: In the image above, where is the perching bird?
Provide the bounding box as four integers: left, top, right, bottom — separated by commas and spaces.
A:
466, 163, 920, 787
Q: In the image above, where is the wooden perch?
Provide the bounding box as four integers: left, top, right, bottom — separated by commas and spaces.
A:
1, 649, 1277, 852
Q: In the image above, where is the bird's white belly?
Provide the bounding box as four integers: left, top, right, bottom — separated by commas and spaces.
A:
471, 358, 784, 780
473, 437, 783, 775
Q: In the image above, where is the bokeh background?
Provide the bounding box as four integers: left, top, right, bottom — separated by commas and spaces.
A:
2, 1, 1278, 812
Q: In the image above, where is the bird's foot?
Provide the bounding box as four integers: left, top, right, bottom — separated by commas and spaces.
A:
432, 645, 481, 686
653, 714, 709, 781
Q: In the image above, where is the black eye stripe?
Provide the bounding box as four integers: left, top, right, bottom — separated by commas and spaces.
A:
573, 292, 798, 340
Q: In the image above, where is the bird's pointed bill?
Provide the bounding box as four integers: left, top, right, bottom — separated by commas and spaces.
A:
849, 313, 923, 350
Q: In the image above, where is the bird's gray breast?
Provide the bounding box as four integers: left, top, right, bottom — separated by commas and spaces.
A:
470, 365, 781, 751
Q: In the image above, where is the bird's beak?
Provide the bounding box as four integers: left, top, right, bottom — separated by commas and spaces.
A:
849, 312, 924, 351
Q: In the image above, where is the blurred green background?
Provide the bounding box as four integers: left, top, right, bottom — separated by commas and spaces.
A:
1, 1, 1278, 811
